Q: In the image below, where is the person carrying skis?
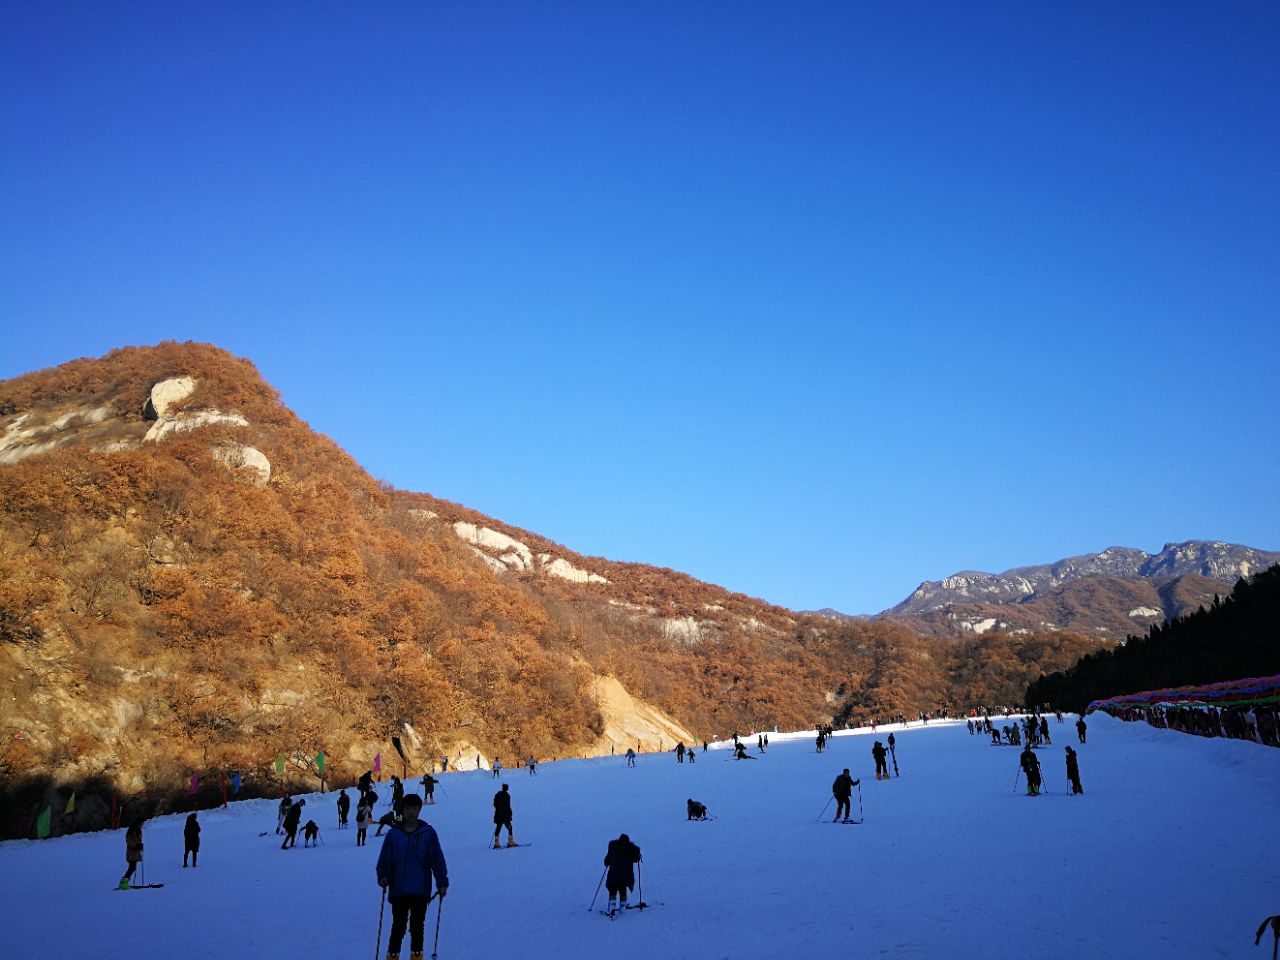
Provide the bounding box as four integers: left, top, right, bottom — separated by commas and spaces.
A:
276, 794, 291, 834
420, 774, 437, 803
872, 741, 889, 780
376, 794, 448, 960
117, 817, 144, 889
1065, 746, 1083, 795
603, 833, 642, 915
337, 788, 351, 828
832, 768, 857, 822
492, 783, 515, 848
183, 813, 200, 868
1019, 746, 1042, 796
303, 820, 320, 847
687, 799, 708, 820
676, 742, 685, 764
356, 798, 372, 847
1076, 716, 1087, 744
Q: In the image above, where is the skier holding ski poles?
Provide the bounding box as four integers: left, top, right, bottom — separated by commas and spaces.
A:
832, 769, 858, 822
603, 833, 642, 915
376, 794, 448, 960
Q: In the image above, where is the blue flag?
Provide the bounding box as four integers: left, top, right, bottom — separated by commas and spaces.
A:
231, 773, 241, 795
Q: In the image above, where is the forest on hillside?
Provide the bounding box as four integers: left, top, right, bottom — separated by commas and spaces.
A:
1026, 564, 1280, 713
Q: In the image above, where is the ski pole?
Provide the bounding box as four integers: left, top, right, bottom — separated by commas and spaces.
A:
814, 798, 834, 829
431, 890, 444, 960
588, 867, 607, 911
856, 783, 864, 823
1013, 767, 1021, 793
637, 860, 644, 909
374, 886, 386, 960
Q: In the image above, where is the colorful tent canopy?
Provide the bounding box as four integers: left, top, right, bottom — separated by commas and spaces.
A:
1089, 674, 1280, 712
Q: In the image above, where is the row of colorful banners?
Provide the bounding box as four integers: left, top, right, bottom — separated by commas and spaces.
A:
1088, 674, 1280, 712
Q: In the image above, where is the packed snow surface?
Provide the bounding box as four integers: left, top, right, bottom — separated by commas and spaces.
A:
3, 714, 1277, 959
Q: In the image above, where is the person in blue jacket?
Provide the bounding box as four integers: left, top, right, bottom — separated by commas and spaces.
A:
376, 794, 448, 960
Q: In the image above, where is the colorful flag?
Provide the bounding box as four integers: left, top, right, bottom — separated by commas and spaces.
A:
189, 775, 199, 795
315, 751, 325, 773
373, 752, 381, 773
275, 755, 285, 775
35, 807, 51, 839
231, 773, 241, 795
64, 792, 76, 815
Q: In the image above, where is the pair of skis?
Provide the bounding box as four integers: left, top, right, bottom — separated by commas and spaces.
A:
600, 901, 657, 918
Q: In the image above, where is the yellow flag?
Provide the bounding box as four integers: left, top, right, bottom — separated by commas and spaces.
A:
64, 792, 75, 815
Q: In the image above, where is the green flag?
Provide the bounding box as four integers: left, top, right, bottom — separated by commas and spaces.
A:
315, 751, 325, 773
275, 754, 285, 774
35, 806, 51, 839
64, 791, 76, 815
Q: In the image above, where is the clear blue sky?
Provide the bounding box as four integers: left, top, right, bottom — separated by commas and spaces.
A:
2, 2, 1278, 613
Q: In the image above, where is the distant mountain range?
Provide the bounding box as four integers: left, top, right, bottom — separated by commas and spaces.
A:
814, 541, 1280, 640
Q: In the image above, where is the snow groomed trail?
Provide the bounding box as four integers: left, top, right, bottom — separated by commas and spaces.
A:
3, 714, 1276, 959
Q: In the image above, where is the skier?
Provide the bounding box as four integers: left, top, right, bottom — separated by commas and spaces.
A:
183, 813, 200, 868
337, 788, 351, 828
676, 742, 685, 764
391, 776, 405, 815
276, 794, 291, 834
492, 757, 503, 779
1040, 716, 1052, 745
303, 820, 320, 847
687, 747, 696, 765
764, 734, 769, 748
375, 809, 398, 837
687, 798, 708, 820
733, 742, 755, 760
603, 833, 642, 915
527, 755, 537, 775
358, 769, 373, 795
967, 719, 975, 735
872, 741, 889, 780
280, 799, 304, 849
816, 731, 826, 753
356, 799, 372, 847
117, 816, 145, 889
625, 748, 637, 767
376, 794, 448, 960
1065, 746, 1084, 795
492, 783, 515, 848
1076, 716, 1088, 744
832, 768, 857, 822
1019, 746, 1042, 796
420, 774, 437, 804
757, 735, 765, 752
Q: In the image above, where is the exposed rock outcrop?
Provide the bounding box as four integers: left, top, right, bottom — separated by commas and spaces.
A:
143, 376, 197, 419
212, 442, 271, 486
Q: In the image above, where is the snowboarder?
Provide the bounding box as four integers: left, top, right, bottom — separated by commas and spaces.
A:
420, 774, 437, 803
625, 748, 637, 767
832, 768, 857, 822
676, 742, 685, 763
356, 799, 372, 847
493, 783, 515, 847
303, 820, 320, 847
376, 794, 448, 960
337, 788, 351, 828
603, 833, 642, 915
872, 741, 889, 780
276, 794, 291, 834
281, 799, 304, 849
1020, 746, 1042, 796
117, 817, 144, 889
687, 799, 708, 820
391, 776, 405, 815
492, 757, 503, 778
1076, 716, 1088, 744
183, 813, 200, 868
1065, 747, 1083, 795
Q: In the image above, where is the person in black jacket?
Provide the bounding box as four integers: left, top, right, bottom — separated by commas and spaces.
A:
872, 741, 889, 780
686, 799, 708, 820
492, 783, 514, 848
1020, 747, 1042, 796
183, 813, 200, 867
1076, 716, 1088, 744
1065, 746, 1083, 795
391, 776, 405, 816
603, 833, 642, 914
832, 769, 857, 822
280, 799, 304, 849
336, 789, 350, 829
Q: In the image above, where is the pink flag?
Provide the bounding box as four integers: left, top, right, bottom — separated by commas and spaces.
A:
373, 753, 381, 773
189, 775, 199, 796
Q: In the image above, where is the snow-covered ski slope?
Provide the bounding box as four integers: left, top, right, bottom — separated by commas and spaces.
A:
3, 714, 1277, 959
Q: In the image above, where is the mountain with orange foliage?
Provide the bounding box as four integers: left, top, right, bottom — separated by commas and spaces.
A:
0, 343, 1107, 834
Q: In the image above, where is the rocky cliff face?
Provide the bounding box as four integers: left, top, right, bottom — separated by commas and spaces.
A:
890, 542, 1279, 616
